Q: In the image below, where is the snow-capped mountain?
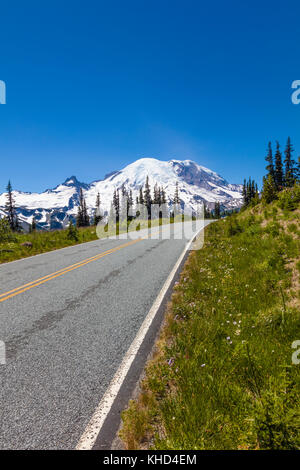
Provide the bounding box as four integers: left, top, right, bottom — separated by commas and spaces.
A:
0, 158, 243, 230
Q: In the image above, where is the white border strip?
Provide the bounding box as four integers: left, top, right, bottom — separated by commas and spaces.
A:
76, 224, 206, 450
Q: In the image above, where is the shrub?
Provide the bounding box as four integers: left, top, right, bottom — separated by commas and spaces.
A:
67, 222, 79, 241
0, 218, 16, 243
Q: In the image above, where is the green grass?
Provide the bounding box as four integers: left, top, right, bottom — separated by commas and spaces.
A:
0, 225, 99, 264
120, 186, 300, 450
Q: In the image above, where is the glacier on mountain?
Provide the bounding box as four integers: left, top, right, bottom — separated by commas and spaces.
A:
0, 158, 243, 230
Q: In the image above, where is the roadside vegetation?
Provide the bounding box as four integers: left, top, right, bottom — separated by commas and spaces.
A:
120, 184, 300, 450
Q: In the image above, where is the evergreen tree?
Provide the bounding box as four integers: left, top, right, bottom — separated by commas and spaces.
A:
242, 179, 248, 206
172, 182, 181, 217
297, 156, 300, 181
84, 200, 90, 226
262, 174, 277, 204
265, 141, 274, 179
139, 186, 144, 205
127, 189, 134, 220
173, 182, 180, 204
112, 189, 120, 223
67, 220, 79, 241
274, 141, 283, 190
143, 176, 152, 220
5, 180, 19, 231
160, 187, 167, 204
31, 217, 37, 232
284, 137, 297, 187
242, 177, 259, 207
204, 204, 211, 219
94, 192, 102, 225
214, 201, 221, 219
153, 183, 159, 205
76, 188, 89, 227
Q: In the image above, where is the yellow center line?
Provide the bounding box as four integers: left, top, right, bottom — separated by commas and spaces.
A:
0, 237, 143, 303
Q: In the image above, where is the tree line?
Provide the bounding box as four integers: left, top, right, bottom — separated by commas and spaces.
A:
242, 137, 300, 208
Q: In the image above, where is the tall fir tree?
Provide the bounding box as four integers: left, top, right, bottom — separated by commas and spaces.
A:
274, 141, 284, 190
242, 179, 247, 206
143, 176, 152, 220
31, 216, 37, 232
112, 189, 120, 223
265, 141, 275, 179
5, 180, 19, 231
297, 156, 300, 181
94, 192, 102, 225
173, 181, 180, 204
214, 201, 221, 219
284, 137, 296, 187
76, 188, 89, 227
160, 187, 167, 204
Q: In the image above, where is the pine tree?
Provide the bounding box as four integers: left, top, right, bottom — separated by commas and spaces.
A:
83, 199, 90, 226
242, 177, 258, 207
76, 188, 89, 227
144, 176, 152, 220
242, 179, 247, 206
127, 189, 133, 220
265, 142, 274, 179
5, 180, 19, 231
262, 174, 277, 204
31, 217, 37, 232
274, 141, 283, 190
204, 204, 211, 219
112, 189, 120, 223
246, 178, 252, 204
139, 186, 144, 205
161, 187, 167, 205
173, 182, 180, 204
94, 192, 102, 225
284, 137, 296, 187
67, 220, 79, 241
214, 201, 221, 219
297, 156, 300, 182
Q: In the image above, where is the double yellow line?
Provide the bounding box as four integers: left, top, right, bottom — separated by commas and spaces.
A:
0, 237, 142, 303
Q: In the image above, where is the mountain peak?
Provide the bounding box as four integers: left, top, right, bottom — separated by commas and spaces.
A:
0, 157, 243, 230
63, 176, 79, 185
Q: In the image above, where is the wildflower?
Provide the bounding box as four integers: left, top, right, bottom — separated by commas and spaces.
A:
168, 357, 175, 367
201, 363, 206, 367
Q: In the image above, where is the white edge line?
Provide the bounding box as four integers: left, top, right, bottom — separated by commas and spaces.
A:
75, 223, 207, 450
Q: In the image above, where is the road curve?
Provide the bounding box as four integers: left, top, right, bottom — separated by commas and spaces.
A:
0, 222, 208, 449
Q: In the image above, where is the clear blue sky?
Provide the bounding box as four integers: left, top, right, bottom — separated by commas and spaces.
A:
1, 0, 300, 192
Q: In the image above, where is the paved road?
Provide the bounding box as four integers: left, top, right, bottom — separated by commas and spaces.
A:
0, 222, 207, 449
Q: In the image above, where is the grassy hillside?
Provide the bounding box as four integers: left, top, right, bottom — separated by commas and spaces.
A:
120, 185, 300, 450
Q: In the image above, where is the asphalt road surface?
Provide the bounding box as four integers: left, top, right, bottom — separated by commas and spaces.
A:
0, 221, 208, 449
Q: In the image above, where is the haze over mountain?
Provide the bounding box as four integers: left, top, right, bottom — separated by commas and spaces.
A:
0, 158, 243, 230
